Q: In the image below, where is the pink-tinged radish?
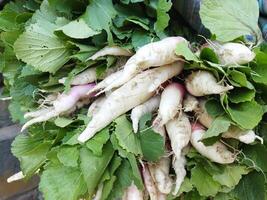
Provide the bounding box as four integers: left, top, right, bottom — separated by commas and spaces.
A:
185, 71, 233, 96
87, 96, 106, 117
131, 95, 160, 133
89, 46, 133, 60
103, 37, 186, 92
213, 42, 255, 65
222, 127, 263, 144
142, 164, 158, 200
148, 157, 172, 194
53, 84, 95, 113
183, 94, 198, 112
165, 113, 191, 194
87, 70, 124, 96
93, 183, 103, 200
78, 63, 183, 143
172, 155, 187, 195
153, 83, 185, 127
122, 182, 143, 200
190, 123, 235, 164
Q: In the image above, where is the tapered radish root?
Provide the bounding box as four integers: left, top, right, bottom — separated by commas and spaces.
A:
183, 94, 198, 112
24, 107, 54, 119
153, 83, 185, 127
131, 96, 160, 133
122, 182, 143, 200
78, 63, 183, 143
7, 171, 24, 183
213, 42, 255, 65
185, 71, 233, 96
222, 127, 263, 144
195, 99, 213, 128
148, 157, 172, 194
89, 46, 133, 60
172, 155, 187, 195
190, 123, 235, 164
93, 183, 103, 200
142, 164, 158, 200
165, 113, 191, 194
103, 37, 186, 91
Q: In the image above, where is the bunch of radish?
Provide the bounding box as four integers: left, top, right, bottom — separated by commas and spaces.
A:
17, 37, 261, 199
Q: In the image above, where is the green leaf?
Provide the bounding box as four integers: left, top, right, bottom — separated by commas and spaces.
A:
54, 117, 74, 128
229, 70, 249, 88
80, 142, 114, 197
200, 0, 261, 42
177, 178, 193, 196
154, 0, 172, 36
8, 100, 26, 123
11, 134, 52, 177
232, 171, 266, 200
127, 153, 144, 189
175, 40, 199, 62
205, 99, 224, 118
252, 51, 267, 85
82, 0, 117, 42
228, 87, 255, 103
39, 165, 87, 200
131, 30, 153, 50
212, 165, 249, 188
139, 128, 165, 161
86, 126, 110, 156
202, 115, 231, 143
200, 47, 219, 63
138, 112, 152, 131
56, 19, 100, 39
57, 146, 79, 167
227, 101, 264, 129
190, 164, 221, 197
14, 1, 71, 73
114, 115, 142, 155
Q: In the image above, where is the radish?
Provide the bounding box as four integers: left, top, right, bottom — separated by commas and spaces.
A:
21, 84, 95, 131
212, 42, 255, 65
78, 62, 184, 143
7, 171, 24, 183
93, 183, 103, 200
89, 46, 133, 60
131, 95, 160, 133
185, 71, 233, 96
103, 37, 186, 92
87, 96, 106, 117
222, 127, 263, 144
148, 157, 172, 195
87, 70, 124, 96
172, 155, 187, 195
153, 83, 185, 127
24, 107, 53, 119
183, 94, 198, 112
53, 84, 95, 113
122, 182, 143, 200
165, 113, 191, 194
190, 123, 235, 164
195, 100, 263, 144
142, 164, 158, 200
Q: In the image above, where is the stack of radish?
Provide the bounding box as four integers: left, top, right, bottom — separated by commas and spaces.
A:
19, 37, 260, 199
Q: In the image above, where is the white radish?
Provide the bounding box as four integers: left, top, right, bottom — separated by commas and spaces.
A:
122, 182, 143, 200
89, 46, 133, 60
172, 156, 187, 195
195, 101, 263, 144
87, 96, 106, 117
7, 171, 24, 183
103, 37, 186, 92
142, 164, 158, 200
185, 70, 233, 96
148, 157, 172, 195
214, 42, 255, 65
190, 123, 235, 164
165, 113, 191, 194
93, 183, 103, 200
87, 70, 124, 96
24, 107, 54, 119
53, 84, 95, 113
183, 94, 198, 112
78, 62, 184, 143
131, 96, 160, 133
153, 83, 185, 127
222, 127, 263, 144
